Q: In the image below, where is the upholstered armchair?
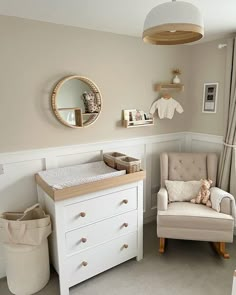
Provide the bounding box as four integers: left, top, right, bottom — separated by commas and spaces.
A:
157, 152, 235, 258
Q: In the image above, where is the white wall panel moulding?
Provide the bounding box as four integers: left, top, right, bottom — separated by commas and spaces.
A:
0, 132, 224, 279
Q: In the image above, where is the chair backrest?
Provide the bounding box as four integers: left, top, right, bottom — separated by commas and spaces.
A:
160, 152, 218, 188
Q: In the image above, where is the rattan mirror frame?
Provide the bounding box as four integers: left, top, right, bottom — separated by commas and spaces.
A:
51, 75, 102, 128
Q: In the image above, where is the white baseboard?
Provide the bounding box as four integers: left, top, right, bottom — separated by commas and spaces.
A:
0, 257, 6, 279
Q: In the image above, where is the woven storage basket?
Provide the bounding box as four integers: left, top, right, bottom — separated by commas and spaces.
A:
115, 156, 141, 174
103, 152, 127, 169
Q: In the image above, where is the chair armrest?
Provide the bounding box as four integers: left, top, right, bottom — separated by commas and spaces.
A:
157, 188, 168, 211
210, 187, 236, 217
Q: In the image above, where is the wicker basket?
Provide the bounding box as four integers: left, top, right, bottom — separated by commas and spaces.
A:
103, 152, 127, 169
115, 156, 141, 174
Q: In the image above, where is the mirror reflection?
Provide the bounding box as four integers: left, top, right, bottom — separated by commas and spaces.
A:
52, 76, 102, 128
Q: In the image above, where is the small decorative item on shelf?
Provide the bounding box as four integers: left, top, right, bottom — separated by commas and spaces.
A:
172, 68, 181, 84
116, 156, 141, 174
144, 113, 153, 120
103, 152, 127, 168
131, 110, 145, 123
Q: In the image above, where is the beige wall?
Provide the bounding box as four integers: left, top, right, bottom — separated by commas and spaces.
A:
0, 16, 191, 152
187, 39, 228, 136
0, 16, 229, 153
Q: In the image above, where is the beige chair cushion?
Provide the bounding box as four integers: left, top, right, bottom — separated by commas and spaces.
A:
158, 202, 234, 231
168, 153, 207, 181
160, 152, 218, 187
165, 180, 201, 202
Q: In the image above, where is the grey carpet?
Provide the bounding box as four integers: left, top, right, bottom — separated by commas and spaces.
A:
0, 222, 235, 295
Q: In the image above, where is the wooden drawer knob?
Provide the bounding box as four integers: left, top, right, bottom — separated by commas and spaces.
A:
122, 199, 128, 204
82, 261, 88, 267
123, 223, 129, 227
81, 238, 87, 243
124, 244, 129, 249
80, 212, 86, 217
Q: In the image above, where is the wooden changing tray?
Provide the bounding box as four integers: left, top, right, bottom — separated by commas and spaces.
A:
35, 170, 146, 202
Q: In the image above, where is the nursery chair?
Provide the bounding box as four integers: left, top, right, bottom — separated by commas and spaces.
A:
157, 152, 235, 258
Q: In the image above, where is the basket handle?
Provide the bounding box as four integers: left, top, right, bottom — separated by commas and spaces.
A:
17, 203, 45, 221
4, 222, 26, 244
23, 203, 40, 214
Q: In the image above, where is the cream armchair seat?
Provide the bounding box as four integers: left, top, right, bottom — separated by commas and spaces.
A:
157, 152, 235, 258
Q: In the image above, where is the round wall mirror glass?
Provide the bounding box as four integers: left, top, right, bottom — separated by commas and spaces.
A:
51, 75, 102, 128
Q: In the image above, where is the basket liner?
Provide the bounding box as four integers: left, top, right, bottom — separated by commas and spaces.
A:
0, 204, 51, 245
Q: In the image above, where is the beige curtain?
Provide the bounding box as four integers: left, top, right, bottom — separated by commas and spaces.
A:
218, 37, 236, 195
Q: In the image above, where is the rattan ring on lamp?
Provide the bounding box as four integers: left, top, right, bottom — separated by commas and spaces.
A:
143, 1, 204, 45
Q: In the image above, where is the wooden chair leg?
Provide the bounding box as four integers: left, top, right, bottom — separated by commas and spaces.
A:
159, 238, 166, 254
212, 242, 230, 259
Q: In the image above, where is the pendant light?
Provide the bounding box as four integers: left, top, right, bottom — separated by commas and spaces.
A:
143, 0, 204, 45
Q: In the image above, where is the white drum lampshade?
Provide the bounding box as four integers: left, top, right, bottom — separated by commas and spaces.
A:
143, 0, 204, 45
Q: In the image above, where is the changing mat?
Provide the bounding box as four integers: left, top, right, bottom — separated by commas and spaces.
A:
38, 161, 126, 189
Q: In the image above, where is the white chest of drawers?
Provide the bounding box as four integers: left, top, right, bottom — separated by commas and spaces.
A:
36, 171, 144, 295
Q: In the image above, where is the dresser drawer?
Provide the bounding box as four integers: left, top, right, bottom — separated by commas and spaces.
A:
66, 210, 137, 255
67, 232, 137, 287
65, 187, 137, 230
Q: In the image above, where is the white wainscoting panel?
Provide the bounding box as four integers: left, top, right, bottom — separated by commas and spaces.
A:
186, 132, 223, 154
0, 132, 224, 278
57, 151, 102, 168
1, 159, 45, 212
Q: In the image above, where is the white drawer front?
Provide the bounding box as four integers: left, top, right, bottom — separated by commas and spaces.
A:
65, 187, 137, 230
66, 210, 137, 255
67, 232, 137, 287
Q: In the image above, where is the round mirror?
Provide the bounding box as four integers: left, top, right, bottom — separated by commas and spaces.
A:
51, 75, 102, 128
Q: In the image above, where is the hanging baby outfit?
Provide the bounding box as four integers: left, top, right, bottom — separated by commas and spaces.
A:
149, 97, 184, 119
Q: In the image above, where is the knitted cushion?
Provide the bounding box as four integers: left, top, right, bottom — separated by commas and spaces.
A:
82, 92, 99, 113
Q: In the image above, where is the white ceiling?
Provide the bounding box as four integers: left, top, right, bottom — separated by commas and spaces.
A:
0, 0, 235, 43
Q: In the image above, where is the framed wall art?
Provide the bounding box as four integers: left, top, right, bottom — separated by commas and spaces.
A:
131, 110, 145, 122
202, 82, 218, 113
123, 109, 137, 121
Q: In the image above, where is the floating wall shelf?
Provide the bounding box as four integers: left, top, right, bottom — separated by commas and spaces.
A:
155, 83, 184, 92
123, 119, 154, 128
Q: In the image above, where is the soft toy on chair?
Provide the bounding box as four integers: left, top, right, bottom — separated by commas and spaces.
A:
190, 179, 213, 207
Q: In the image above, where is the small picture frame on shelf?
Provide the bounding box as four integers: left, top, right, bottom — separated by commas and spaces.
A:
131, 110, 145, 122
202, 83, 218, 113
123, 109, 137, 121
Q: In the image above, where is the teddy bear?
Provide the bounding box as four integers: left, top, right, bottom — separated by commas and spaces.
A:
190, 179, 213, 207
